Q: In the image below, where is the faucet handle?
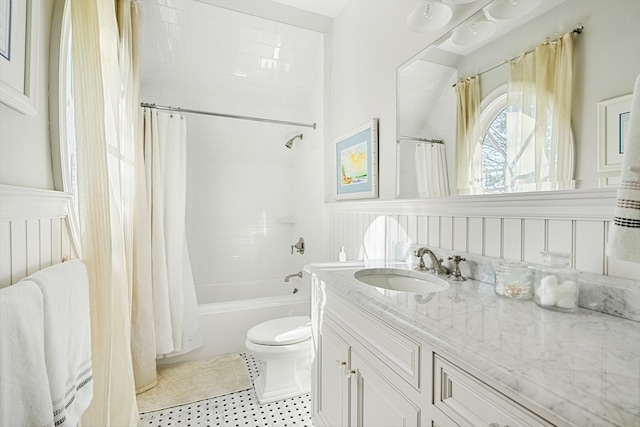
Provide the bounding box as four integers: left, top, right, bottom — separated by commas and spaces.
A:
414, 248, 428, 271
291, 237, 305, 254
447, 255, 466, 281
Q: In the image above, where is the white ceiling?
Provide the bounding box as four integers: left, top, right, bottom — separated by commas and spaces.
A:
271, 0, 346, 18
198, 0, 341, 33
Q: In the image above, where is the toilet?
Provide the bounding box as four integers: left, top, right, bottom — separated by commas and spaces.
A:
245, 316, 312, 404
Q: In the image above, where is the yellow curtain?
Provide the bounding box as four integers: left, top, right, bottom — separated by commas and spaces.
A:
455, 75, 482, 193
118, 0, 158, 394
72, 0, 154, 424
507, 32, 574, 191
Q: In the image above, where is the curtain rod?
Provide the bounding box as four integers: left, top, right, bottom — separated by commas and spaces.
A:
453, 26, 584, 88
397, 136, 444, 144
141, 103, 317, 129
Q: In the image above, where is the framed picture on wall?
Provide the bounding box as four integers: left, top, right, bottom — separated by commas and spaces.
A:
597, 93, 632, 174
0, 0, 40, 115
335, 118, 379, 200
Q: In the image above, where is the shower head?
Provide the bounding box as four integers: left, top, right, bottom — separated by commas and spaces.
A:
285, 133, 303, 149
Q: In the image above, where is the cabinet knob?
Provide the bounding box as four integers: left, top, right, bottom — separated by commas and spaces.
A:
336, 360, 347, 370
346, 369, 356, 379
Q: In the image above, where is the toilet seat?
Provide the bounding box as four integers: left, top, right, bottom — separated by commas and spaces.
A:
246, 315, 311, 345
245, 337, 310, 357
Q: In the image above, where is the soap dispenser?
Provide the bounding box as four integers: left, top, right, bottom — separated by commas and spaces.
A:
339, 246, 346, 262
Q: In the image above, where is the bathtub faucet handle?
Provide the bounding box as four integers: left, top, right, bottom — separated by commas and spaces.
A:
284, 271, 303, 282
291, 237, 305, 255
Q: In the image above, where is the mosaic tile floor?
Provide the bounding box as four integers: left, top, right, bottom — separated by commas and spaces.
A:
139, 353, 314, 427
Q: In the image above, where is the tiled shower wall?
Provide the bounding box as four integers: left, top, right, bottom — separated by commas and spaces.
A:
326, 199, 639, 281
140, 0, 324, 287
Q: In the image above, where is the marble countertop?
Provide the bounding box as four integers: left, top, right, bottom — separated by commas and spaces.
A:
304, 261, 640, 427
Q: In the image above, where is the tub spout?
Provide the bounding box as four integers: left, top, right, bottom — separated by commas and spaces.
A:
284, 271, 302, 282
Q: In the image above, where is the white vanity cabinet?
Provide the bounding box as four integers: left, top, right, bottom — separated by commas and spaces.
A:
314, 320, 350, 427
314, 315, 423, 427
311, 274, 557, 427
312, 276, 426, 427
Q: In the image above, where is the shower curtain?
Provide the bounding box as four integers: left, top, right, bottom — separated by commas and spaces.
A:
415, 142, 450, 198
143, 109, 202, 358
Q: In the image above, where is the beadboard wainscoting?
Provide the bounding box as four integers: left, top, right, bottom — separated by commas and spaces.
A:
0, 185, 77, 287
325, 188, 639, 281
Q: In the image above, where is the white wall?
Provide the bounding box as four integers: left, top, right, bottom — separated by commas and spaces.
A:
2, 0, 636, 282
291, 44, 325, 273
0, 0, 56, 189
328, 0, 492, 202
326, 1, 638, 280
140, 0, 324, 287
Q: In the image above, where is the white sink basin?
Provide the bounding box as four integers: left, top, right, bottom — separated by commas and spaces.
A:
354, 268, 449, 293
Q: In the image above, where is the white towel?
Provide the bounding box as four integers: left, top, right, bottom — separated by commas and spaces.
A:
28, 260, 93, 427
607, 73, 640, 263
0, 280, 54, 427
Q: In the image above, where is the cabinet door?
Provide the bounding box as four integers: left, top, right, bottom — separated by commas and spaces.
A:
315, 323, 350, 427
433, 355, 552, 427
350, 350, 421, 427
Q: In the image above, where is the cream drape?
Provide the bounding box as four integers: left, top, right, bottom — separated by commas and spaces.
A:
119, 1, 157, 394
72, 0, 154, 424
506, 32, 574, 191
455, 75, 482, 192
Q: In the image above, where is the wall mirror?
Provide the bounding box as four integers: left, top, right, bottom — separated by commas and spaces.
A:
397, 0, 639, 199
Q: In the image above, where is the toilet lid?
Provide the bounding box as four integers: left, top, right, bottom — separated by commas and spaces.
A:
247, 316, 311, 345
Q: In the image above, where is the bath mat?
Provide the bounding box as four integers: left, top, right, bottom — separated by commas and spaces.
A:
136, 353, 252, 413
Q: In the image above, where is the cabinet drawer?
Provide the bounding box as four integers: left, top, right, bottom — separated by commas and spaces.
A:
433, 355, 552, 427
326, 291, 421, 390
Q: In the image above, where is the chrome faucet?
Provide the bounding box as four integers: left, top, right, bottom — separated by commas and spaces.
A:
284, 271, 302, 282
414, 247, 450, 276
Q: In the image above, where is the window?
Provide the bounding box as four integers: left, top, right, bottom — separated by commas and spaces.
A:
476, 84, 573, 194
480, 102, 508, 193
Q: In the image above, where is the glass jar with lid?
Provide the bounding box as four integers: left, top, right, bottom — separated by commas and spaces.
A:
534, 251, 579, 312
495, 261, 534, 300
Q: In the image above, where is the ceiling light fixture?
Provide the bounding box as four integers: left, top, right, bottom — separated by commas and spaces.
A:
451, 16, 496, 45
407, 1, 453, 32
486, 0, 540, 20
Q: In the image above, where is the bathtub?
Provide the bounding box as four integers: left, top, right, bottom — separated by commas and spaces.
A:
158, 278, 310, 365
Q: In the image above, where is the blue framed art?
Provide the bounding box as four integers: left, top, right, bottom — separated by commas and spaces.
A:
335, 118, 378, 200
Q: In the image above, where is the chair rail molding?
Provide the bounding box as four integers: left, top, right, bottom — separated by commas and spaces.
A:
0, 184, 72, 220
326, 188, 617, 220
